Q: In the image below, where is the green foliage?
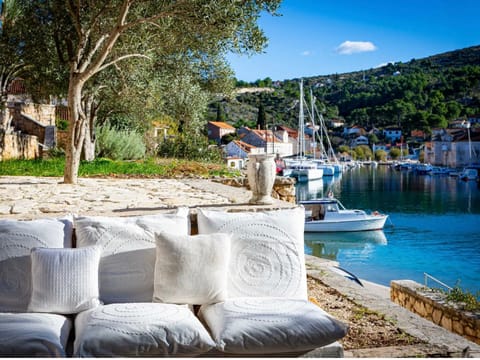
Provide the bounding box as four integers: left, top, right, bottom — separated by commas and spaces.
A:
157, 134, 223, 162
389, 147, 401, 159
55, 117, 68, 130
0, 157, 238, 178
375, 149, 388, 161
95, 123, 146, 161
338, 145, 350, 154
352, 145, 373, 160
212, 46, 480, 133
256, 103, 266, 130
445, 285, 480, 312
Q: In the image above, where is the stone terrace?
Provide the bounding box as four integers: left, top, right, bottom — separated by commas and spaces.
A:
1, 175, 480, 357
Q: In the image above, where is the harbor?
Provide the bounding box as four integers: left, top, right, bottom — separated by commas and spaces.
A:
297, 165, 480, 294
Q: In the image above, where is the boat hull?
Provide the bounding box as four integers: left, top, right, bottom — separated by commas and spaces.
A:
304, 215, 388, 232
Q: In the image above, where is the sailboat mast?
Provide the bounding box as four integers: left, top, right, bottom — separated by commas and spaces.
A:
299, 79, 305, 158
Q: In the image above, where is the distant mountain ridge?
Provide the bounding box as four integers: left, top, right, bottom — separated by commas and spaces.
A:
210, 45, 480, 132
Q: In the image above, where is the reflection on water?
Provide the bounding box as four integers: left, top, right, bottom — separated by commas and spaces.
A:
296, 166, 480, 292
304, 230, 387, 260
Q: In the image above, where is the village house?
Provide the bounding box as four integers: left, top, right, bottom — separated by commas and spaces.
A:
343, 125, 365, 137
383, 126, 402, 142
424, 128, 480, 167
329, 118, 345, 128
207, 121, 236, 144
238, 128, 293, 157
224, 139, 262, 159
350, 135, 369, 147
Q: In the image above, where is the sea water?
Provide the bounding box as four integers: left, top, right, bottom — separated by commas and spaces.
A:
297, 166, 480, 293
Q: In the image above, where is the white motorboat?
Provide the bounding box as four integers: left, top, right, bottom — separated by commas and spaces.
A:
459, 167, 479, 181
300, 197, 388, 232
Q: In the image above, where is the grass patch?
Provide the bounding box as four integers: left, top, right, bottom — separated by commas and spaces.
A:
0, 158, 241, 179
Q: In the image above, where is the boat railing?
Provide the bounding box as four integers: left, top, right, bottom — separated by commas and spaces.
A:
423, 272, 453, 292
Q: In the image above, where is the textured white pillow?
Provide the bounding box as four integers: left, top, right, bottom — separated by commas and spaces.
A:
0, 313, 72, 357
199, 297, 348, 354
74, 303, 215, 357
197, 207, 307, 299
154, 232, 231, 305
28, 246, 101, 314
0, 218, 66, 312
74, 208, 190, 303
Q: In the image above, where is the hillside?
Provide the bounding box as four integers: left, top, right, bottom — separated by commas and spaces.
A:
208, 45, 480, 133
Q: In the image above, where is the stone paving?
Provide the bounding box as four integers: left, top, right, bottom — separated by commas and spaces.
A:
1, 175, 480, 357
0, 176, 275, 219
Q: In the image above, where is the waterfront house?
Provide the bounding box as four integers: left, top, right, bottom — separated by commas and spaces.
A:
239, 128, 293, 157
424, 128, 480, 167
207, 121, 236, 144
224, 140, 262, 159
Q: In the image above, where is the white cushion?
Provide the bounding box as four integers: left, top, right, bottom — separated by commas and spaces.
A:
154, 232, 231, 305
28, 246, 101, 314
0, 218, 66, 312
74, 208, 189, 303
197, 207, 307, 299
199, 297, 348, 354
0, 312, 72, 357
74, 303, 215, 357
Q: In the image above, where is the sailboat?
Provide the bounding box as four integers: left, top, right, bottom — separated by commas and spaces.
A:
307, 90, 344, 175
283, 79, 323, 182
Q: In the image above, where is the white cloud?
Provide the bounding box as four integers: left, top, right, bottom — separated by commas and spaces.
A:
301, 50, 312, 56
336, 41, 377, 55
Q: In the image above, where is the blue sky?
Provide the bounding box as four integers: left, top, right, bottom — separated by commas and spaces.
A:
228, 0, 480, 82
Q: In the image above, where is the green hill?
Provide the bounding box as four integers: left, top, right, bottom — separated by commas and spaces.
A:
209, 45, 480, 133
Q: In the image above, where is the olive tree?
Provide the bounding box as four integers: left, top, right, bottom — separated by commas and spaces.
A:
19, 0, 281, 184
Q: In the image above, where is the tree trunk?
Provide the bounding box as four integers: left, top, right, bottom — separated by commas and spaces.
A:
82, 95, 97, 162
82, 120, 96, 161
63, 78, 86, 184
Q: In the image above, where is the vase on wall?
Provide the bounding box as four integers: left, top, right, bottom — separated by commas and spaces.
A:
247, 153, 276, 205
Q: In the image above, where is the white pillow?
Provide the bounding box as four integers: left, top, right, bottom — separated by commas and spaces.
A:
74, 303, 215, 357
197, 207, 307, 299
28, 246, 101, 314
199, 297, 348, 354
0, 218, 66, 312
0, 313, 72, 357
74, 208, 190, 303
154, 232, 231, 305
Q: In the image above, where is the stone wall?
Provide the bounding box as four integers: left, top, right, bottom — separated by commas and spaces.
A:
0, 133, 39, 160
20, 103, 55, 126
218, 175, 296, 204
271, 175, 296, 203
391, 280, 480, 345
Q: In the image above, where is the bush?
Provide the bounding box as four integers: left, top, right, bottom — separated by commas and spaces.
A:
157, 134, 222, 162
95, 123, 146, 160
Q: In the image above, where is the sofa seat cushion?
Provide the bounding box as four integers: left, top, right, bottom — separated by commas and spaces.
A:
0, 312, 72, 357
74, 208, 189, 303
0, 218, 67, 312
74, 302, 215, 357
198, 297, 348, 355
197, 207, 307, 299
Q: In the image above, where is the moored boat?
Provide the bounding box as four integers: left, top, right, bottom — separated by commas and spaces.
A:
300, 196, 388, 232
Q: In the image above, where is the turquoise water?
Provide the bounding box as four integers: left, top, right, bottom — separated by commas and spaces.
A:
297, 166, 480, 293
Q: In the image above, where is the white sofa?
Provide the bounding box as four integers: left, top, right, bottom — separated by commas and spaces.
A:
0, 207, 348, 357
